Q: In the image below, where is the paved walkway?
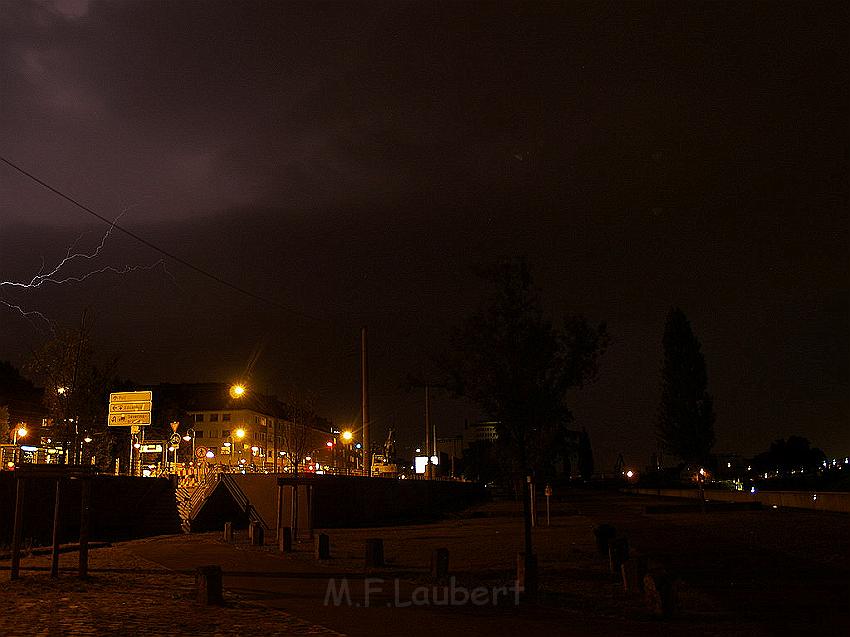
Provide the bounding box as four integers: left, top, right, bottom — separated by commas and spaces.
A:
2, 492, 846, 636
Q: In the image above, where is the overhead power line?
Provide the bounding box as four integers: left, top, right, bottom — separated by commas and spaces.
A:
0, 154, 324, 323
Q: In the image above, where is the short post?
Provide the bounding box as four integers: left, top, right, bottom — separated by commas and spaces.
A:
249, 521, 264, 546
544, 484, 552, 527
431, 548, 449, 581
593, 524, 616, 556
223, 521, 233, 542
279, 526, 292, 553
196, 565, 224, 606
315, 533, 330, 560
644, 570, 677, 618
10, 476, 26, 580
608, 537, 629, 575
78, 477, 91, 579
51, 479, 62, 578
365, 538, 384, 568
621, 555, 647, 593
516, 552, 538, 599
276, 483, 284, 540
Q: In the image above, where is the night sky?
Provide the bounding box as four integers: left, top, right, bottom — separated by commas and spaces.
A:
1, 0, 847, 468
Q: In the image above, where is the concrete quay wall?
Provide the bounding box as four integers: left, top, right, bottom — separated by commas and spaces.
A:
628, 487, 850, 513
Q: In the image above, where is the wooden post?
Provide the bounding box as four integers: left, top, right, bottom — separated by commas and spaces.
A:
431, 548, 449, 581
517, 552, 538, 599
51, 479, 62, 578
315, 533, 330, 560
608, 537, 630, 574
10, 477, 25, 580
365, 538, 384, 568
78, 477, 91, 579
290, 485, 298, 542
276, 483, 284, 540
279, 526, 292, 553
249, 521, 264, 546
196, 565, 224, 606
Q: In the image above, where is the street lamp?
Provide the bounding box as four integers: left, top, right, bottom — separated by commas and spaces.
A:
229, 384, 246, 399
12, 426, 28, 465
234, 428, 246, 465
341, 431, 353, 474
223, 440, 233, 467
183, 428, 196, 461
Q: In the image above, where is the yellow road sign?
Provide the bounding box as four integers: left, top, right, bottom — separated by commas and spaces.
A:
110, 391, 153, 403
108, 412, 151, 426
109, 401, 152, 413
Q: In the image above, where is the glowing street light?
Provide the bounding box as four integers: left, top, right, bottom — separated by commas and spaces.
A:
341, 431, 353, 443
229, 384, 246, 398
235, 428, 246, 439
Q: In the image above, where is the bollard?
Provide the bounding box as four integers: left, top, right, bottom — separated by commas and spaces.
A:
516, 552, 538, 600
644, 571, 678, 618
315, 533, 330, 560
223, 521, 233, 542
621, 555, 647, 593
593, 524, 616, 556
249, 521, 264, 546
431, 548, 449, 581
279, 526, 292, 553
365, 538, 384, 568
608, 537, 629, 574
196, 565, 225, 606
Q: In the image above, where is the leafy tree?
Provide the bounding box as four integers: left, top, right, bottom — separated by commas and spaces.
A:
0, 404, 9, 444
445, 257, 606, 576
657, 307, 715, 466
752, 436, 826, 477
25, 324, 115, 465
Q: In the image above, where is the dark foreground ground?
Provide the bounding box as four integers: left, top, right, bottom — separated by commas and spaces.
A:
1, 489, 848, 636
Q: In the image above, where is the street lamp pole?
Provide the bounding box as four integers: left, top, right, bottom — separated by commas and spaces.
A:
12, 425, 28, 466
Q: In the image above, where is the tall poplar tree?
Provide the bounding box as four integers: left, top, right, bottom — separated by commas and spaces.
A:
657, 307, 715, 465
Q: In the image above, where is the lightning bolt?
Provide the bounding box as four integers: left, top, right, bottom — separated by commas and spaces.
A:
1, 211, 174, 331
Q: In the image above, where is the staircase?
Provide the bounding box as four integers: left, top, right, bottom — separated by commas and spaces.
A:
176, 472, 220, 532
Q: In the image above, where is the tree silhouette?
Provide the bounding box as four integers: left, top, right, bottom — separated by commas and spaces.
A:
445, 257, 606, 580
657, 307, 715, 466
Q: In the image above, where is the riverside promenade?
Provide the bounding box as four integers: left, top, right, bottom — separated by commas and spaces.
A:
1, 491, 847, 636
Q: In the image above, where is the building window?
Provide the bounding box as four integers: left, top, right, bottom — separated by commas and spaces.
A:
221, 429, 230, 437
194, 414, 204, 423
196, 431, 204, 439
222, 414, 231, 421
209, 414, 219, 422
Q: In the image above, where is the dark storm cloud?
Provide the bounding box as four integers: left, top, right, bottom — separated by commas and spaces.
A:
1, 1, 848, 463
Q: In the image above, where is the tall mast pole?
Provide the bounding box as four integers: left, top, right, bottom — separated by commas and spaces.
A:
424, 384, 432, 480
361, 327, 370, 477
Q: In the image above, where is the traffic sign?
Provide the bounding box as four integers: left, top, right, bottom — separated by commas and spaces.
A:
109, 401, 152, 413
139, 444, 163, 453
109, 412, 151, 426
168, 433, 181, 445
110, 391, 152, 403
108, 390, 152, 427
196, 446, 208, 458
